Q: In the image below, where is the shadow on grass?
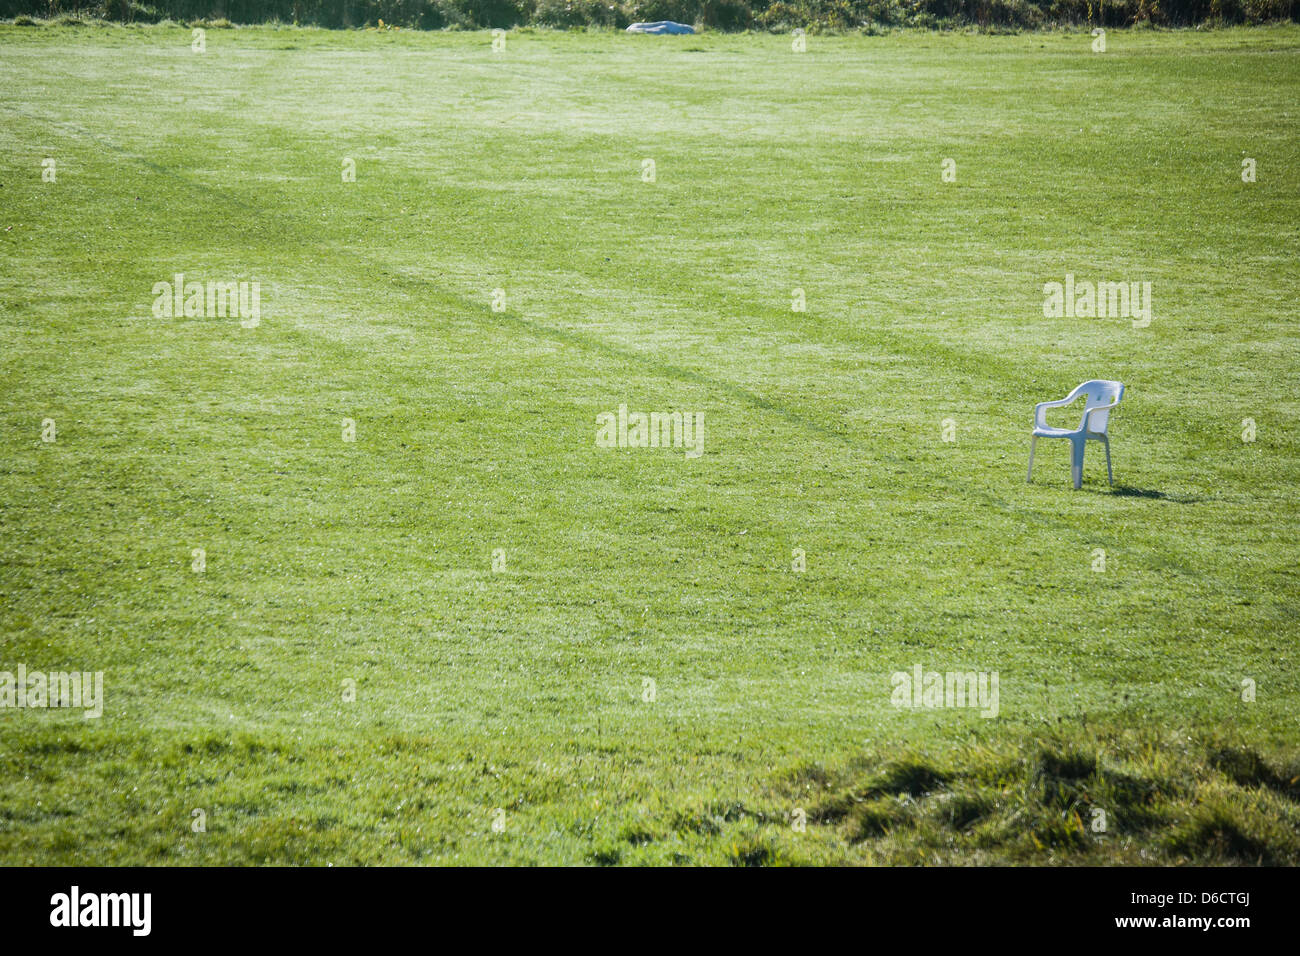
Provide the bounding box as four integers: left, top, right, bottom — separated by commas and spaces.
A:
1109, 485, 1203, 503
788, 730, 1300, 865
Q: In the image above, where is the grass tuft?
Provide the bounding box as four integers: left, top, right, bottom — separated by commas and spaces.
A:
793, 728, 1300, 864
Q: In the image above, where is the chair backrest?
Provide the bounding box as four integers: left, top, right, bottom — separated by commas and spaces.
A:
1072, 380, 1124, 433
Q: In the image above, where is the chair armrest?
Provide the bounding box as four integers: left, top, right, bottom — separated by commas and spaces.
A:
1034, 396, 1076, 429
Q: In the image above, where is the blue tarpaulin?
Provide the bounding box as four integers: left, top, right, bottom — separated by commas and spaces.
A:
625, 21, 696, 34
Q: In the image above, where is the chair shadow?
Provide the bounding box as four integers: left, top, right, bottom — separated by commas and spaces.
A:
1108, 485, 1202, 504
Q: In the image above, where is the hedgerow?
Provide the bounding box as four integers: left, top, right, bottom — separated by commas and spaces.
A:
4, 0, 1297, 29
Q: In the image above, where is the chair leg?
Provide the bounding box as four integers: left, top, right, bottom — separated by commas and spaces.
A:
1071, 437, 1084, 490
1103, 436, 1113, 485
1027, 436, 1037, 483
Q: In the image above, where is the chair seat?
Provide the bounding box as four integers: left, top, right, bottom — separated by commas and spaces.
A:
1032, 425, 1078, 438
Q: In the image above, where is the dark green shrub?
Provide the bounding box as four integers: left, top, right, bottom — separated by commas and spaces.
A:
451, 0, 532, 26
535, 0, 624, 27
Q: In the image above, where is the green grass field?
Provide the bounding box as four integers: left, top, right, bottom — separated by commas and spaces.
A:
1, 22, 1298, 865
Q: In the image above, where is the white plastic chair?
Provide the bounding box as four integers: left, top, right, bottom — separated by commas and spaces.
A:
1027, 380, 1124, 489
